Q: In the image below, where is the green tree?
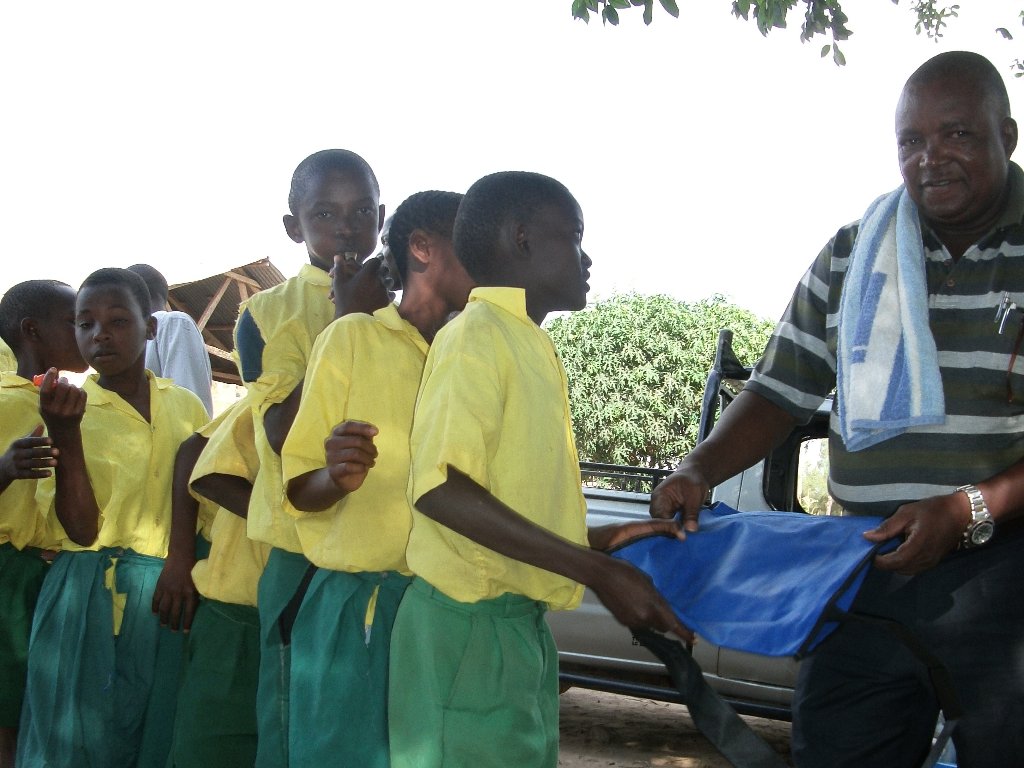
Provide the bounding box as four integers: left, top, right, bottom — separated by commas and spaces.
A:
571, 1, 1023, 72
546, 293, 773, 468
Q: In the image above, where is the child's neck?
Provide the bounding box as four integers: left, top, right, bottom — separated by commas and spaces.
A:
98, 363, 152, 422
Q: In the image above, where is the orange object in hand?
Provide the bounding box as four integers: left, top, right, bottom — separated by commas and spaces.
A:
33, 374, 47, 387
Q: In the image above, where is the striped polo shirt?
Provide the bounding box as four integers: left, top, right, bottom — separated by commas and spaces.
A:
747, 163, 1024, 516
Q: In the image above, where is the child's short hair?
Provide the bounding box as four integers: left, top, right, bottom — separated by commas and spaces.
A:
126, 263, 169, 307
79, 268, 152, 320
287, 149, 380, 216
386, 191, 463, 284
0, 279, 74, 352
453, 171, 574, 282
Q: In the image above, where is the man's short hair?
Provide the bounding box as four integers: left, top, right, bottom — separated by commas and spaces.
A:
126, 263, 169, 306
453, 171, 574, 282
0, 279, 73, 352
79, 268, 152, 320
907, 50, 1011, 118
287, 149, 380, 215
387, 191, 463, 283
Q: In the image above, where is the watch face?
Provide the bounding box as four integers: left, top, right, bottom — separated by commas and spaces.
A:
971, 521, 995, 546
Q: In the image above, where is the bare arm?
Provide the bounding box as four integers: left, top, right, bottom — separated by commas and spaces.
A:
417, 467, 692, 641
264, 382, 303, 456
866, 456, 1024, 575
650, 390, 798, 529
38, 370, 97, 546
152, 433, 207, 632
286, 420, 378, 512
191, 473, 253, 519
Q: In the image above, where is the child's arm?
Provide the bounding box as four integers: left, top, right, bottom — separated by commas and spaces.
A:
416, 467, 693, 641
264, 381, 303, 456
286, 420, 378, 512
152, 433, 206, 632
0, 425, 57, 494
191, 474, 253, 519
38, 370, 98, 546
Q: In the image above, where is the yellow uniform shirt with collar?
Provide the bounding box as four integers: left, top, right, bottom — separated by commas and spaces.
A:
0, 373, 59, 550
190, 394, 270, 607
61, 372, 208, 557
240, 264, 334, 552
0, 339, 15, 373
282, 303, 427, 574
407, 287, 588, 610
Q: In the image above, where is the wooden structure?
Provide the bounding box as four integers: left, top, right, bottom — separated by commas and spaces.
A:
166, 258, 286, 384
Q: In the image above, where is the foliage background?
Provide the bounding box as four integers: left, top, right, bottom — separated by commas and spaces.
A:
547, 293, 774, 468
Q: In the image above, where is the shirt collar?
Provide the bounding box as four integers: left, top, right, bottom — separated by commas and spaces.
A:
467, 287, 531, 322
298, 263, 332, 287
0, 371, 33, 390
84, 369, 164, 406
372, 302, 430, 352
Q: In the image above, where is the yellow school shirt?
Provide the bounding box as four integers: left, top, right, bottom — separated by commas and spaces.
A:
61, 372, 208, 557
0, 339, 15, 373
407, 287, 588, 610
240, 264, 334, 552
0, 373, 59, 550
190, 396, 269, 607
282, 304, 427, 573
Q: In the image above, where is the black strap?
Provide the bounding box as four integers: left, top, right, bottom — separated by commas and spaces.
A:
277, 563, 318, 646
633, 628, 788, 768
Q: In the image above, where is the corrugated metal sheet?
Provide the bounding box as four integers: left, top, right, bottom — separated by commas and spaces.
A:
166, 258, 287, 383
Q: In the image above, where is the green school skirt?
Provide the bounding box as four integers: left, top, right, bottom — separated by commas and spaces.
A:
254, 547, 311, 768
16, 549, 185, 768
168, 598, 260, 768
288, 569, 411, 768
388, 578, 559, 768
0, 543, 50, 727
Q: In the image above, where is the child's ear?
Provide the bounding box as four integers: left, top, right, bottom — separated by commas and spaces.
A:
408, 230, 431, 270
145, 315, 157, 342
377, 204, 386, 234
283, 214, 304, 244
20, 317, 42, 344
507, 221, 530, 261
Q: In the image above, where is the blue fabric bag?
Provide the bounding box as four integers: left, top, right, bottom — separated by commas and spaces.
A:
611, 502, 898, 658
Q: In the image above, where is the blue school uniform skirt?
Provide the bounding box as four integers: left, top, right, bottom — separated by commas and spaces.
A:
16, 549, 184, 768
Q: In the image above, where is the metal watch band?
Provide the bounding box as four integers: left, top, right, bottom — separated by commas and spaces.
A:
956, 483, 994, 548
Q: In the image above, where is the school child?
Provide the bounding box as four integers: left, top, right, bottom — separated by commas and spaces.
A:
388, 172, 690, 768
16, 268, 208, 768
281, 191, 473, 768
165, 395, 269, 768
233, 148, 387, 768
0, 280, 87, 767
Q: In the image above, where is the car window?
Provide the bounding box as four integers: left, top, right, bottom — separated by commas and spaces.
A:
796, 437, 846, 516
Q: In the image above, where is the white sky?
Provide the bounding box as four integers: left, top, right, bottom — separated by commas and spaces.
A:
1, 1, 1020, 321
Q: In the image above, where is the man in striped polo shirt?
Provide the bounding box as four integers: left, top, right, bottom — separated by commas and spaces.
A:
652, 51, 1024, 768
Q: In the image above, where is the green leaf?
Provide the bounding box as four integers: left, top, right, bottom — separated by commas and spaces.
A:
832, 43, 846, 66
820, 43, 830, 57
571, 0, 591, 21
997, 27, 1014, 40
603, 5, 621, 24
610, 0, 631, 9
643, 0, 654, 24
659, 0, 680, 18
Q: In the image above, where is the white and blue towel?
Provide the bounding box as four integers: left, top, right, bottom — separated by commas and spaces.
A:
836, 187, 946, 451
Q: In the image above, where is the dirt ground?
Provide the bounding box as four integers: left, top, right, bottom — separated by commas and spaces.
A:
558, 688, 794, 768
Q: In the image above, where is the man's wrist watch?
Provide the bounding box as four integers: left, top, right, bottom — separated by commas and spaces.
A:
956, 484, 995, 549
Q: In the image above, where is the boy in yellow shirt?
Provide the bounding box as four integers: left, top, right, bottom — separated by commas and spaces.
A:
232, 148, 387, 768
17, 268, 208, 768
0, 280, 86, 766
282, 191, 473, 768
164, 396, 268, 768
389, 172, 690, 768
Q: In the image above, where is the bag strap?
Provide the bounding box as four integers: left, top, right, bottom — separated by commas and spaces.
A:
632, 628, 789, 768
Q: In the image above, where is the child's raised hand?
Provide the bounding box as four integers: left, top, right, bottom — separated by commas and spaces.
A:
324, 420, 379, 493
0, 424, 57, 485
37, 368, 87, 431
330, 254, 390, 319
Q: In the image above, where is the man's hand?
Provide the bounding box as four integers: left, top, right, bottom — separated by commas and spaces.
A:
38, 368, 86, 432
864, 492, 969, 575
649, 464, 708, 532
325, 420, 379, 493
588, 519, 685, 551
330, 255, 390, 319
590, 557, 694, 643
0, 425, 57, 486
152, 553, 199, 632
